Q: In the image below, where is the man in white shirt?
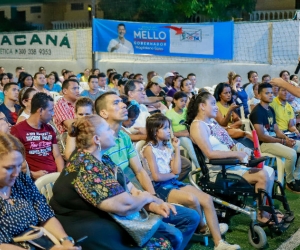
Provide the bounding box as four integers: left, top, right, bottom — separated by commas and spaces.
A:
187, 73, 199, 95
107, 23, 134, 54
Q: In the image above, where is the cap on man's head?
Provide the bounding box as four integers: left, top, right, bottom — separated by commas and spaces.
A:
39, 67, 45, 71
164, 72, 174, 79
151, 76, 166, 87
118, 78, 128, 86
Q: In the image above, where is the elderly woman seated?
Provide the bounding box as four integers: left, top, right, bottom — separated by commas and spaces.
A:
0, 133, 80, 250
50, 115, 191, 249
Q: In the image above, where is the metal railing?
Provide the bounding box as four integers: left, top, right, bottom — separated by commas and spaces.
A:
52, 20, 91, 30
249, 9, 296, 21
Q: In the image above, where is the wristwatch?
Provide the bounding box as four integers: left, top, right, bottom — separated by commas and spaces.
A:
59, 236, 75, 245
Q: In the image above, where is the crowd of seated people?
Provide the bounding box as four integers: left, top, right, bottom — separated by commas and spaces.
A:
1, 64, 300, 249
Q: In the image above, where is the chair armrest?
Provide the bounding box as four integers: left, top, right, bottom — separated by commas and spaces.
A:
208, 158, 240, 165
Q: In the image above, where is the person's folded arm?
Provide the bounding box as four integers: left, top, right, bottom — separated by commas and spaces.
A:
253, 123, 282, 143
97, 190, 154, 216
143, 145, 176, 182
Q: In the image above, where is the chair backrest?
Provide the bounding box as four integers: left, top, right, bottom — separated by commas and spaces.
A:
183, 122, 210, 179
35, 172, 60, 203
80, 82, 89, 90
135, 140, 154, 179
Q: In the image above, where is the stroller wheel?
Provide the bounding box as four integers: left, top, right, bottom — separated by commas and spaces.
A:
248, 225, 267, 249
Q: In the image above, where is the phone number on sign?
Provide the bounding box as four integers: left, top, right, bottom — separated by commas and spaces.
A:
16, 49, 52, 55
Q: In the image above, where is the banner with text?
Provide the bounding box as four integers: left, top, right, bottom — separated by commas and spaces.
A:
93, 19, 233, 60
0, 30, 76, 59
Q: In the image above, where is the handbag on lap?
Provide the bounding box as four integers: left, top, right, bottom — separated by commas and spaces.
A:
13, 225, 60, 250
109, 166, 162, 247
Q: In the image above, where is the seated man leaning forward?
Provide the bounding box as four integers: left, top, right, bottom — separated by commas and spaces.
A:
53, 79, 80, 134
250, 83, 300, 193
95, 92, 200, 250
11, 92, 64, 180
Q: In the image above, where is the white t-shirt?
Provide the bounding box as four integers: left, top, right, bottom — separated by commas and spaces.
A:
128, 104, 150, 134
107, 38, 134, 54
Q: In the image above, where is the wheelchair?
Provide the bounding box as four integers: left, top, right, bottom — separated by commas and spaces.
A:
188, 142, 294, 249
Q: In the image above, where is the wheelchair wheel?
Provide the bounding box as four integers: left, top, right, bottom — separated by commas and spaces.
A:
248, 225, 267, 249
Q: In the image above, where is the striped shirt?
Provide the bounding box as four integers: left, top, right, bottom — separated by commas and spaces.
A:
105, 130, 137, 170
53, 97, 75, 133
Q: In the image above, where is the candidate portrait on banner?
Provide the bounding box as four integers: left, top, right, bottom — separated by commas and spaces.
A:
107, 23, 134, 54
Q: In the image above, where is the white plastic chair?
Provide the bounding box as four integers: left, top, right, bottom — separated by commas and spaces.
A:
261, 153, 285, 186
49, 91, 61, 99
80, 82, 89, 90
35, 172, 60, 203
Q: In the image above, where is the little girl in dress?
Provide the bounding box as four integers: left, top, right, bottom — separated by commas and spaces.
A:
140, 113, 240, 250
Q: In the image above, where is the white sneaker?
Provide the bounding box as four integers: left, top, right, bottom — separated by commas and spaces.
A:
214, 240, 241, 250
201, 223, 229, 237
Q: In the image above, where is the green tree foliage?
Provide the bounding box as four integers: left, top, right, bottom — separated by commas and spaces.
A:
0, 17, 35, 32
99, 0, 257, 22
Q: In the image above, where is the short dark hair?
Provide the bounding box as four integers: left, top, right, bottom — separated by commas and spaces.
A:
106, 68, 115, 75
124, 79, 142, 96
113, 74, 122, 81
187, 73, 196, 78
33, 72, 44, 79
95, 91, 118, 115
133, 73, 143, 79
75, 97, 95, 113
3, 82, 18, 92
62, 70, 71, 76
258, 82, 272, 94
62, 79, 79, 90
31, 92, 53, 114
98, 72, 106, 78
279, 70, 290, 77
88, 75, 98, 82
7, 73, 13, 80
118, 23, 125, 29
15, 66, 22, 72
262, 74, 271, 81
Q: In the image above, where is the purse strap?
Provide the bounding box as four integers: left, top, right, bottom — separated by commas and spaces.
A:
13, 226, 61, 246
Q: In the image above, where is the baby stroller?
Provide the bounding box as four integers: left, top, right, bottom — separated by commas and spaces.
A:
188, 142, 294, 248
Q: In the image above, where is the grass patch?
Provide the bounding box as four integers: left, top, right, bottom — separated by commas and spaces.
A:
189, 190, 300, 249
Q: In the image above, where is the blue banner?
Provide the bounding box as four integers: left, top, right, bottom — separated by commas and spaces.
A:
93, 19, 233, 60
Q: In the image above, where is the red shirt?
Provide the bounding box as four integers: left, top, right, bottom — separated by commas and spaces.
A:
11, 120, 58, 173
53, 97, 75, 133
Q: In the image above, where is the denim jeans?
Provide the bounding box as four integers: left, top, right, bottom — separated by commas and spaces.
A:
157, 205, 200, 250
179, 137, 200, 169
